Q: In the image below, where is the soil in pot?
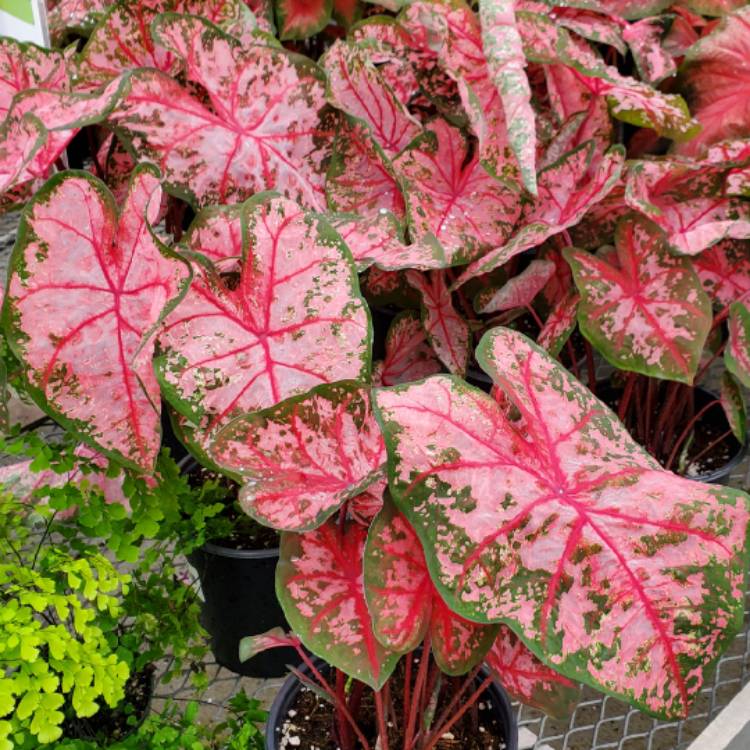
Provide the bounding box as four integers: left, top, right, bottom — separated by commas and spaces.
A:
269, 657, 516, 750
61, 665, 154, 745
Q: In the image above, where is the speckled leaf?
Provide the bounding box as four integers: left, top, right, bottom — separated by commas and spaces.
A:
537, 287, 580, 356
678, 0, 750, 15
0, 116, 46, 196
109, 14, 331, 208
726, 302, 750, 388
625, 158, 750, 256
394, 119, 520, 265
277, 519, 400, 689
209, 382, 385, 532
326, 115, 406, 220
365, 496, 498, 674
475, 259, 556, 314
373, 327, 750, 719
156, 196, 370, 446
455, 141, 624, 287
552, 7, 626, 54
48, 0, 111, 40
479, 0, 537, 193
692, 240, 750, 308
2, 167, 189, 471
373, 311, 443, 387
624, 17, 676, 85
678, 9, 750, 156
276, 0, 332, 39
407, 271, 470, 377
322, 41, 421, 156
565, 215, 712, 383
183, 203, 243, 272
721, 371, 747, 443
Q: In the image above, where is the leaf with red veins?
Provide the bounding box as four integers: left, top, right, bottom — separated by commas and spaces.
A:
677, 8, 750, 156
47, 0, 111, 41
542, 63, 593, 124
623, 17, 676, 86
109, 14, 331, 209
277, 519, 400, 689
365, 496, 498, 673
0, 38, 68, 119
330, 213, 450, 272
0, 116, 46, 196
3, 167, 189, 471
487, 625, 579, 718
692, 240, 750, 308
156, 196, 370, 447
373, 327, 750, 719
407, 271, 471, 377
565, 215, 712, 383
327, 115, 406, 220
454, 141, 625, 288
394, 120, 520, 265
475, 259, 556, 314
721, 371, 747, 443
401, 1, 515, 183
239, 627, 302, 663
183, 203, 244, 272
568, 181, 628, 250
551, 7, 626, 54
537, 288, 580, 356
276, 0, 332, 39
625, 158, 750, 257
350, 481, 386, 525
479, 0, 537, 194
373, 311, 443, 387
210, 382, 385, 532
322, 41, 421, 157
726, 302, 750, 388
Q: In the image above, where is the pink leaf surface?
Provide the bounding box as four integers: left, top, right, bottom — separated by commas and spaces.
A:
565, 215, 712, 383
156, 196, 370, 448
322, 41, 421, 156
373, 311, 443, 387
726, 302, 750, 388
277, 519, 400, 689
210, 382, 385, 532
276, 0, 332, 39
474, 259, 556, 314
183, 203, 244, 272
3, 168, 189, 470
407, 271, 470, 377
48, 0, 111, 40
373, 327, 750, 718
487, 625, 579, 717
692, 240, 750, 308
625, 158, 750, 256
239, 628, 302, 663
109, 14, 331, 208
677, 8, 750, 156
479, 0, 537, 193
0, 116, 46, 196
624, 17, 676, 85
365, 496, 498, 674
537, 288, 580, 356
394, 119, 520, 265
455, 141, 624, 287
326, 116, 406, 220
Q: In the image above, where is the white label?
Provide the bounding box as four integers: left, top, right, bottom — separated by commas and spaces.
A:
0, 0, 50, 47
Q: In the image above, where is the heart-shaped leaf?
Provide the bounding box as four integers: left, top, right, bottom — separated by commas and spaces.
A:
565, 215, 712, 383
373, 327, 750, 718
394, 120, 520, 265
407, 271, 470, 377
727, 302, 750, 388
156, 195, 370, 448
109, 14, 331, 208
692, 240, 750, 308
365, 495, 498, 674
373, 311, 443, 387
625, 158, 750, 256
3, 167, 190, 471
277, 519, 400, 689
486, 625, 579, 718
322, 40, 421, 156
455, 141, 624, 287
210, 382, 385, 532
474, 259, 556, 314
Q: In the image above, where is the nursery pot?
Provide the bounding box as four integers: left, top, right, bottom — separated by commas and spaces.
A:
265, 657, 519, 750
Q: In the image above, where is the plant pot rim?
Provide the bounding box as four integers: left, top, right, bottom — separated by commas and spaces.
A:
265, 656, 519, 750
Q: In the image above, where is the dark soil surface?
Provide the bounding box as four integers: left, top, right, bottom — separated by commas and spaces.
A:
61, 665, 154, 744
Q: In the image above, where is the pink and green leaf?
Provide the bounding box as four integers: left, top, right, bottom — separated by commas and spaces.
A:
726, 302, 750, 388
275, 0, 332, 39
239, 628, 302, 663
720, 371, 747, 443
3, 167, 190, 471
692, 240, 750, 308
209, 382, 385, 532
474, 259, 556, 314
623, 17, 676, 85
0, 116, 46, 197
565, 215, 712, 383
537, 287, 580, 356
277, 519, 400, 689
373, 328, 750, 718
156, 195, 370, 446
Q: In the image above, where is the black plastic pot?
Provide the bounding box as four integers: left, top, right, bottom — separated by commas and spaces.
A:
265, 658, 519, 750
188, 541, 299, 678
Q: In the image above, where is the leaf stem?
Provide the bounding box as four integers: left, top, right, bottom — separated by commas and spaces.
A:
375, 689, 390, 750
665, 399, 721, 471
